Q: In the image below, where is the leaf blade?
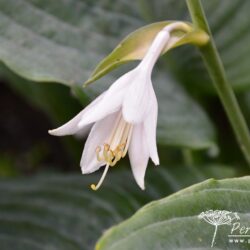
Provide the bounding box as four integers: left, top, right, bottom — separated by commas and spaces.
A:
0, 165, 236, 250
96, 176, 250, 250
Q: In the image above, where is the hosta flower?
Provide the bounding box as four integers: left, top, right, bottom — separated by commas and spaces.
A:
49, 22, 186, 190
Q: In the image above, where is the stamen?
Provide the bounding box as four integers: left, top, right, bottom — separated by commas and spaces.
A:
109, 118, 127, 150
108, 112, 123, 145
95, 112, 134, 171
120, 124, 130, 145
103, 144, 111, 162
110, 150, 122, 166
96, 146, 103, 161
122, 126, 133, 157
90, 164, 110, 191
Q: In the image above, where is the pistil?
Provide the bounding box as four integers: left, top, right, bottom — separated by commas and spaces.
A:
90, 164, 110, 191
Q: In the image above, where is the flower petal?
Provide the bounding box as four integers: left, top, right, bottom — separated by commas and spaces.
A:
78, 70, 137, 128
122, 29, 170, 124
122, 71, 152, 124
128, 124, 149, 189
139, 30, 170, 74
81, 111, 119, 174
143, 87, 159, 165
74, 123, 93, 139
48, 92, 105, 136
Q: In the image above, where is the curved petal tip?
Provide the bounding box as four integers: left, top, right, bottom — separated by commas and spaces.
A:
152, 158, 160, 166
136, 178, 145, 190
48, 129, 60, 136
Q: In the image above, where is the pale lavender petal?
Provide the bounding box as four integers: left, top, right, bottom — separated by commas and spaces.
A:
128, 124, 149, 189
122, 26, 170, 124
48, 92, 105, 136
74, 123, 93, 139
81, 111, 119, 174
143, 87, 159, 165
122, 72, 152, 124
78, 70, 136, 128
139, 31, 170, 74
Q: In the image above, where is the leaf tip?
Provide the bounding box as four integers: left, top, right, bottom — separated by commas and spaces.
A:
83, 77, 94, 87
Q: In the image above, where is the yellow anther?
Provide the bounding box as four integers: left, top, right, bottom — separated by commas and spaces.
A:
103, 144, 113, 163
96, 146, 101, 153
96, 141, 130, 166
104, 144, 110, 151
96, 146, 104, 161
94, 114, 133, 174
110, 153, 121, 166
119, 143, 125, 151
109, 146, 123, 166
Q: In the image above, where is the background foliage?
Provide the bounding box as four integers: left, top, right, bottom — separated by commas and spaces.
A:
1, 0, 250, 249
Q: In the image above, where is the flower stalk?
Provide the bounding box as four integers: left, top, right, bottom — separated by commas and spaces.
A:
186, 0, 250, 165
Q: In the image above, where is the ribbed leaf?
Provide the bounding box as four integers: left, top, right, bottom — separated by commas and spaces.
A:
0, 165, 235, 250
97, 175, 250, 250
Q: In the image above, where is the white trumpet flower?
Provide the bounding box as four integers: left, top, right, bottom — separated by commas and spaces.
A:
49, 22, 188, 190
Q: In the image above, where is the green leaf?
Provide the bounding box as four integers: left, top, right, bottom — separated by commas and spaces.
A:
0, 0, 102, 85
150, 71, 216, 150
1, 0, 250, 91
84, 21, 208, 85
0, 165, 236, 250
96, 175, 250, 250
0, 63, 84, 163
160, 0, 250, 92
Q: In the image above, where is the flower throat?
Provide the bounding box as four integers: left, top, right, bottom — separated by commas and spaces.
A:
91, 112, 133, 190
